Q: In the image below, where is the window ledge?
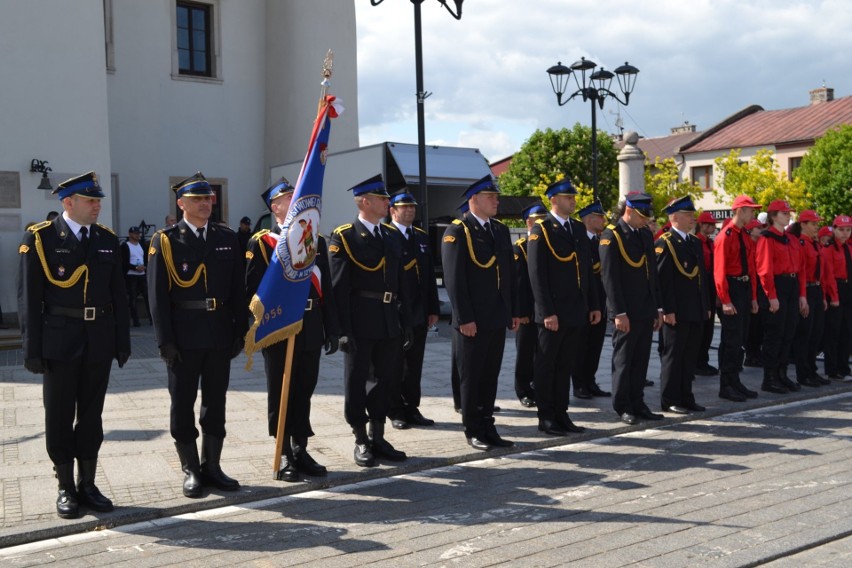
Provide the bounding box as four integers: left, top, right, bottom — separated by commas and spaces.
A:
170, 73, 223, 85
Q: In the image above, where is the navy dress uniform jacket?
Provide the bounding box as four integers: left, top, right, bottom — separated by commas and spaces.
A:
18, 216, 131, 362
383, 223, 440, 326
147, 220, 247, 351
655, 231, 709, 322
513, 237, 534, 319
441, 217, 518, 330
528, 214, 600, 326
600, 219, 663, 320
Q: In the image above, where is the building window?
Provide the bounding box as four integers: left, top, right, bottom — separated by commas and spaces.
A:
177, 2, 212, 76
691, 165, 713, 192
789, 156, 803, 180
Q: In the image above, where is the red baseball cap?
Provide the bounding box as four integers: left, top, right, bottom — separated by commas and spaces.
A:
767, 199, 792, 213
731, 195, 762, 209
798, 210, 822, 223
833, 214, 852, 228
745, 219, 764, 231
696, 211, 716, 224
818, 226, 833, 238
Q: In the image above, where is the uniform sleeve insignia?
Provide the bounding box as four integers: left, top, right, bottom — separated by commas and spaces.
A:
148, 246, 157, 256
655, 247, 664, 254
443, 236, 456, 243
528, 234, 539, 241
245, 251, 254, 260
600, 239, 611, 246
18, 244, 29, 254
328, 244, 341, 253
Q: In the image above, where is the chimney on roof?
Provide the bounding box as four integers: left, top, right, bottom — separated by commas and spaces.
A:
670, 121, 696, 135
810, 85, 834, 105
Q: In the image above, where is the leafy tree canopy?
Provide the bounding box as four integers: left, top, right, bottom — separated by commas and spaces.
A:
644, 156, 703, 223
498, 124, 619, 212
795, 124, 852, 220
712, 148, 809, 211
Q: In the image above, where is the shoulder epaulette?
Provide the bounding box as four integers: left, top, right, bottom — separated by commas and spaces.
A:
333, 223, 353, 234
250, 229, 270, 242
96, 223, 116, 236
452, 219, 462, 225
414, 226, 428, 235
491, 218, 506, 226
514, 236, 527, 246
535, 218, 546, 225
660, 231, 672, 240
27, 220, 52, 233
216, 224, 235, 234
606, 224, 616, 230
382, 222, 399, 233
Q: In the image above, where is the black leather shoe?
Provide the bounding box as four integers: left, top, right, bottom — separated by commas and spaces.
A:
354, 443, 375, 467
778, 376, 802, 392
492, 406, 502, 413
719, 385, 747, 401
588, 383, 611, 397
733, 380, 759, 399
743, 357, 762, 368
798, 376, 821, 388
293, 448, 327, 477
538, 420, 568, 436
454, 407, 462, 414
573, 387, 593, 400
683, 402, 706, 411
663, 405, 691, 415
620, 413, 638, 425
405, 408, 435, 426
371, 438, 407, 461
390, 418, 410, 430
556, 415, 586, 433
200, 436, 240, 491
645, 379, 655, 387
813, 373, 831, 385
519, 396, 536, 408
761, 380, 788, 394
483, 430, 514, 447
466, 436, 492, 451
637, 408, 664, 421
76, 459, 114, 512
276, 456, 299, 482
694, 364, 719, 376
56, 489, 79, 519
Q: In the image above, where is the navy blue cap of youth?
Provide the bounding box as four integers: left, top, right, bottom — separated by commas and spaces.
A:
52, 171, 105, 200
624, 191, 653, 212
664, 195, 696, 215
522, 204, 548, 221
545, 177, 577, 198
261, 177, 295, 210
462, 175, 500, 200
390, 192, 418, 207
349, 174, 390, 198
578, 200, 606, 218
172, 172, 214, 199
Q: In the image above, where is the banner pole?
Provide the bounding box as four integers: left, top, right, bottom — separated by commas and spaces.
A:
272, 336, 297, 477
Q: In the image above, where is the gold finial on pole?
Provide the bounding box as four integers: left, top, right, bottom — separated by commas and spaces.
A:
318, 49, 333, 115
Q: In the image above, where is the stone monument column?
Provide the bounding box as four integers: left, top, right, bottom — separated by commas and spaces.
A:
618, 130, 645, 198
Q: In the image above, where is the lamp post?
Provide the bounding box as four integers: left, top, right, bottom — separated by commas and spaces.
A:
369, 0, 463, 233
546, 57, 638, 201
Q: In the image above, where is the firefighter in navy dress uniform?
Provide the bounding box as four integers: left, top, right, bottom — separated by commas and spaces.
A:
654, 196, 708, 414
441, 175, 519, 451
147, 172, 247, 498
17, 171, 131, 519
329, 175, 413, 467
384, 191, 440, 429
599, 192, 664, 425
513, 203, 548, 409
527, 178, 601, 435
245, 178, 340, 481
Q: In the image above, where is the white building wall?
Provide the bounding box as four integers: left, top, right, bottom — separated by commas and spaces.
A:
0, 0, 113, 319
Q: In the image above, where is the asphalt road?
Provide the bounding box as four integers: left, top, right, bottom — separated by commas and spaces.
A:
3, 393, 850, 567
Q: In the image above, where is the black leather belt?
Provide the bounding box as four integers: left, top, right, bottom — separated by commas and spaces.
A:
727, 275, 750, 282
354, 290, 397, 303
807, 281, 821, 287
777, 273, 797, 278
838, 278, 849, 284
45, 304, 113, 321
174, 298, 227, 311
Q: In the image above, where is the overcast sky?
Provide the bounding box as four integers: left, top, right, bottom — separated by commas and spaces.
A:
354, 0, 852, 163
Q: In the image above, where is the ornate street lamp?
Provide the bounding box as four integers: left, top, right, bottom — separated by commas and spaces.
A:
369, 0, 464, 233
547, 57, 639, 200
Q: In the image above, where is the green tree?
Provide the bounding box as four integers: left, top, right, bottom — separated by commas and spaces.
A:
498, 124, 619, 211
644, 156, 703, 222
712, 148, 809, 210
795, 124, 852, 220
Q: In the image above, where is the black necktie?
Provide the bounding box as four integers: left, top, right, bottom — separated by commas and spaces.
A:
737, 229, 749, 276
405, 227, 412, 240
484, 221, 494, 241
79, 226, 89, 251
812, 240, 821, 281
564, 221, 573, 237
196, 227, 205, 241
373, 225, 381, 240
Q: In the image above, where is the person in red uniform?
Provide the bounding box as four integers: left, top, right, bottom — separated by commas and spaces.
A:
756, 200, 807, 393
713, 195, 761, 401
822, 214, 852, 381
695, 211, 719, 376
743, 218, 767, 367
789, 211, 832, 387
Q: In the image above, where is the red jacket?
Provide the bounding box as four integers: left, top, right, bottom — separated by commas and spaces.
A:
823, 238, 851, 281
714, 223, 757, 304
756, 227, 805, 300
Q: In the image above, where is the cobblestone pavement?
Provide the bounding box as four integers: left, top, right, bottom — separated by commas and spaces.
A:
2, 323, 850, 553
1, 394, 850, 567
